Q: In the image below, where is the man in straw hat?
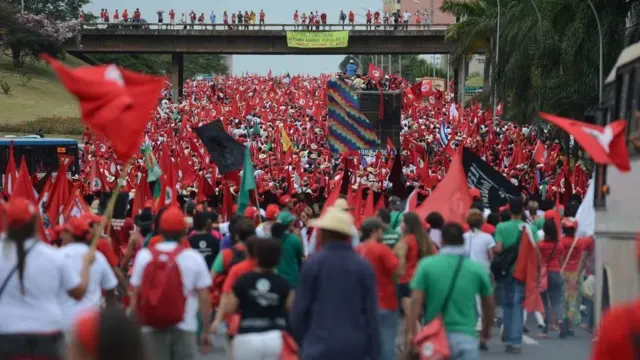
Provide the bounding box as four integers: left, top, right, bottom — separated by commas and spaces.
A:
307, 198, 360, 255
290, 205, 379, 360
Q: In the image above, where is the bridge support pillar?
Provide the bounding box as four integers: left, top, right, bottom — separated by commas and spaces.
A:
171, 53, 184, 100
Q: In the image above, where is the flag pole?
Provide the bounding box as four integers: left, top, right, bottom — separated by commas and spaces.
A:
89, 159, 133, 252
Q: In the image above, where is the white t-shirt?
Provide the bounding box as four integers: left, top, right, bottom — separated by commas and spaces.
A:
58, 243, 118, 330
0, 239, 80, 333
403, 12, 410, 21
429, 228, 442, 248
130, 242, 212, 332
463, 230, 496, 269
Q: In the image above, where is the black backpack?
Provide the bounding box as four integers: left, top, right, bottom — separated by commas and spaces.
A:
490, 230, 522, 281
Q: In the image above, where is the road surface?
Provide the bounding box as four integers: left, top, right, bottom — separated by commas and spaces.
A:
197, 317, 593, 359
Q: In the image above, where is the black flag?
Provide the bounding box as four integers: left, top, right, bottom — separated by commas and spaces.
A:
462, 147, 520, 211
194, 121, 245, 174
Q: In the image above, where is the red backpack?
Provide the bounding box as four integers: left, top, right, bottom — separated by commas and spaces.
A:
210, 246, 246, 307
136, 245, 186, 328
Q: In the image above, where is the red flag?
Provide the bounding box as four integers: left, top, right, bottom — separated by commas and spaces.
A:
539, 112, 630, 172
41, 53, 164, 161
12, 157, 37, 204
415, 153, 472, 224
532, 140, 548, 164
4, 142, 17, 195
367, 64, 384, 82
513, 225, 544, 313
421, 79, 434, 97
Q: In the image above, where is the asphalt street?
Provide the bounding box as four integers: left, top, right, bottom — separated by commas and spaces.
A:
197, 317, 593, 360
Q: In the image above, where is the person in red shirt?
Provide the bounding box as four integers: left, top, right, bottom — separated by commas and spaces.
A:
83, 213, 128, 295
113, 10, 119, 22
103, 9, 110, 23
169, 9, 175, 26
293, 10, 299, 29
365, 10, 372, 29
259, 10, 265, 27
356, 217, 399, 360
395, 212, 436, 317
560, 217, 589, 335
122, 9, 128, 22
537, 219, 568, 339
348, 11, 355, 24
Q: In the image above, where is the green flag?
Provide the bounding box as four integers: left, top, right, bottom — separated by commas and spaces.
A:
236, 146, 256, 215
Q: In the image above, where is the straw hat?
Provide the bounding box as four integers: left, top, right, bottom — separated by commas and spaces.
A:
333, 198, 352, 210
309, 206, 354, 236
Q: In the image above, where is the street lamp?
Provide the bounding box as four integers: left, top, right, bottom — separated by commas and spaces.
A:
586, 0, 603, 105
492, 0, 501, 126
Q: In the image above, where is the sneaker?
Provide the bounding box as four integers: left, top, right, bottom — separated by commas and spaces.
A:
505, 345, 522, 354
479, 342, 489, 351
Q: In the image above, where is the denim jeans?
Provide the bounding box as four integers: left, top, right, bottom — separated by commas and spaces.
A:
448, 332, 480, 360
378, 309, 398, 360
542, 271, 565, 333
502, 276, 525, 346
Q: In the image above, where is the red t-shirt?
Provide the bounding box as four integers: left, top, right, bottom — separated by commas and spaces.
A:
462, 223, 495, 235
222, 258, 256, 293
560, 235, 587, 272
356, 241, 399, 311
593, 299, 640, 360
96, 238, 118, 267
538, 240, 564, 272
398, 234, 419, 284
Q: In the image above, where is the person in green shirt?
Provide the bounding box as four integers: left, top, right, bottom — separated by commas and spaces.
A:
493, 198, 538, 354
272, 211, 304, 288
406, 222, 494, 357
377, 208, 402, 248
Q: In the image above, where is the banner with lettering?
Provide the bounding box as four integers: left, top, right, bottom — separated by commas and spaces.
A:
286, 31, 349, 48
462, 147, 520, 211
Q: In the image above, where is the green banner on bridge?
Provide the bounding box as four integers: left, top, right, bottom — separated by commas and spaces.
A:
286, 31, 349, 48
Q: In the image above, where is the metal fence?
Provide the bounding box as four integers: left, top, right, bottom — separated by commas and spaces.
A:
80, 22, 450, 32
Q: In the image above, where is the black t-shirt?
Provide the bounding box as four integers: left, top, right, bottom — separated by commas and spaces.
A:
188, 233, 220, 269
232, 272, 291, 334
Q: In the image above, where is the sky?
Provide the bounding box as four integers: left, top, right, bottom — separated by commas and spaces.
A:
85, 0, 388, 76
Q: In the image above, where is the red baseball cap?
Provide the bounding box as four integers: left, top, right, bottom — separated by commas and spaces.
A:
544, 210, 556, 220
159, 206, 187, 233
279, 195, 292, 206
6, 196, 37, 228
265, 204, 280, 221
67, 217, 90, 238
244, 206, 259, 219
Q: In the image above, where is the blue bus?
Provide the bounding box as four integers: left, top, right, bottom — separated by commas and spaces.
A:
0, 137, 81, 177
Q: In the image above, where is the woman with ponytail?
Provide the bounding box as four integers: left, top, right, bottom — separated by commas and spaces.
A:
0, 196, 93, 360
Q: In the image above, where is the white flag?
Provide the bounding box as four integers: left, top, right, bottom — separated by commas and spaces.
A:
575, 175, 595, 238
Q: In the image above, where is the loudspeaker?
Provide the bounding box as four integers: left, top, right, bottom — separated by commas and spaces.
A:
357, 91, 402, 149
98, 192, 130, 219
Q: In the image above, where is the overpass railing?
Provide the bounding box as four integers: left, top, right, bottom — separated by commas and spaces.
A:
79, 22, 449, 32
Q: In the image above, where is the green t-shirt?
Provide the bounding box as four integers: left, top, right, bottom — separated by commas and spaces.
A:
534, 217, 544, 232
277, 232, 304, 288
382, 228, 402, 248
211, 252, 224, 272
410, 254, 493, 337
495, 219, 539, 273
389, 211, 403, 230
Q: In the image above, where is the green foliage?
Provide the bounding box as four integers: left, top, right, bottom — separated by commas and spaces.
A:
90, 54, 229, 77
18, 71, 32, 86
1, 116, 83, 134
0, 80, 11, 94
6, 0, 89, 21
441, 0, 633, 124
338, 54, 448, 80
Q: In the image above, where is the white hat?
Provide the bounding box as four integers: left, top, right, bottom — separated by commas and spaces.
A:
308, 206, 354, 236
349, 60, 354, 63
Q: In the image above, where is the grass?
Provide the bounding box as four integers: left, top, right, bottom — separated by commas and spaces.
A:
0, 53, 83, 129
465, 75, 483, 87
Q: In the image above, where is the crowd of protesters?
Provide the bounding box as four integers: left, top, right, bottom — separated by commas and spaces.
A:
82, 8, 435, 30
0, 65, 605, 360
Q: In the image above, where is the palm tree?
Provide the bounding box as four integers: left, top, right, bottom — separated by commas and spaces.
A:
442, 0, 631, 124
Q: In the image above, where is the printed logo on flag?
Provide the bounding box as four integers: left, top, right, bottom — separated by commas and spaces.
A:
428, 96, 436, 104
104, 65, 125, 87
372, 70, 380, 78
421, 83, 430, 92
422, 342, 435, 356
92, 178, 102, 191
164, 187, 173, 205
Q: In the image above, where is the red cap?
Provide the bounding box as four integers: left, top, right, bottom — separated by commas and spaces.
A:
544, 210, 556, 220
67, 217, 91, 238
143, 200, 154, 209
244, 206, 259, 219
159, 206, 187, 233
74, 310, 99, 356
6, 197, 37, 228
469, 188, 481, 199
279, 195, 292, 206
265, 204, 280, 221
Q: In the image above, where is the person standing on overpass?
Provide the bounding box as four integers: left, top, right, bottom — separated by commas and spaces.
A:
346, 60, 357, 78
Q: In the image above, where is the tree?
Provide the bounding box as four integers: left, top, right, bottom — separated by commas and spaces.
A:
6, 0, 89, 21
441, 0, 632, 123
1, 2, 80, 67
90, 54, 229, 77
